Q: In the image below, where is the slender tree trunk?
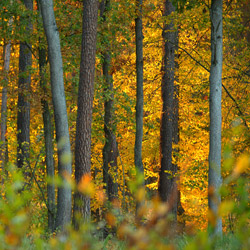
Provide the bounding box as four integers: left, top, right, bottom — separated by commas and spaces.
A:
40, 0, 72, 231
173, 34, 184, 217
135, 0, 145, 214
17, 0, 33, 176
1, 39, 11, 181
73, 0, 98, 229
134, 0, 144, 175
208, 0, 223, 236
242, 0, 250, 43
102, 52, 119, 202
38, 44, 56, 232
0, 0, 12, 181
158, 0, 177, 220
100, 0, 118, 203
37, 1, 56, 232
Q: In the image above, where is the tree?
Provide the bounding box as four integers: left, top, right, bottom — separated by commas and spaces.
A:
173, 32, 184, 217
0, 36, 12, 179
38, 32, 56, 233
158, 0, 178, 220
134, 0, 145, 206
208, 0, 223, 236
40, 0, 72, 230
73, 0, 98, 228
17, 0, 33, 175
100, 0, 119, 203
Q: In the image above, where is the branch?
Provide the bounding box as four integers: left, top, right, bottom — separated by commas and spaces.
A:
177, 43, 249, 131
28, 151, 55, 217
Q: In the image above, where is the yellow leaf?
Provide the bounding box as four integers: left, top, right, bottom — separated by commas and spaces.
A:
233, 154, 249, 176
218, 201, 234, 216
78, 174, 94, 196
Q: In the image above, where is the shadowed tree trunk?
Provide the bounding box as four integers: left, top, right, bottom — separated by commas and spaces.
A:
173, 33, 184, 217
208, 0, 223, 236
102, 53, 119, 202
158, 0, 178, 220
100, 0, 119, 203
37, 1, 56, 232
40, 0, 72, 231
38, 43, 56, 232
73, 0, 98, 229
17, 0, 33, 176
1, 40, 11, 182
135, 0, 145, 214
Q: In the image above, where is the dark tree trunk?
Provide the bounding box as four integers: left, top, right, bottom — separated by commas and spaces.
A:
158, 0, 177, 220
73, 0, 98, 229
40, 0, 72, 231
173, 35, 184, 217
135, 0, 145, 214
134, 0, 145, 179
38, 43, 56, 232
208, 0, 223, 236
102, 52, 119, 202
242, 1, 250, 43
17, 0, 33, 176
100, 0, 118, 203
1, 40, 11, 181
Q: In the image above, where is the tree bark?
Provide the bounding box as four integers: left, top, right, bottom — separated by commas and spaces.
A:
208, 0, 223, 236
102, 52, 119, 202
1, 39, 11, 181
73, 0, 98, 229
135, 0, 144, 176
17, 0, 33, 175
173, 33, 184, 217
158, 0, 177, 220
135, 0, 145, 213
38, 43, 56, 232
40, 0, 72, 231
100, 0, 119, 203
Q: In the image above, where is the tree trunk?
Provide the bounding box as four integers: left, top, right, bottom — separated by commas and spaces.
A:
1, 39, 11, 181
242, 0, 250, 43
135, 0, 145, 213
40, 0, 72, 231
100, 0, 119, 203
17, 0, 33, 176
73, 0, 98, 229
102, 52, 119, 202
158, 0, 177, 220
208, 0, 223, 236
38, 43, 56, 232
173, 34, 184, 217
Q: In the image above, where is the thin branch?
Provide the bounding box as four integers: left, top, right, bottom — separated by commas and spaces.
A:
176, 43, 249, 131
28, 151, 55, 216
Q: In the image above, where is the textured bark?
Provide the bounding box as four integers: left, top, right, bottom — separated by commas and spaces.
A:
17, 0, 33, 174
1, 40, 11, 179
173, 35, 184, 217
173, 63, 184, 217
135, 0, 145, 214
159, 0, 177, 219
100, 0, 118, 203
135, 0, 145, 181
39, 44, 56, 232
40, 0, 72, 230
73, 0, 98, 229
102, 53, 119, 202
208, 0, 223, 235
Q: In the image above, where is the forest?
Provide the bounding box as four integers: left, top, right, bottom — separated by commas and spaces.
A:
0, 0, 249, 249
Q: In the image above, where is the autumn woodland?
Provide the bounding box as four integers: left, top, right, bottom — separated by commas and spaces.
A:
0, 0, 249, 249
